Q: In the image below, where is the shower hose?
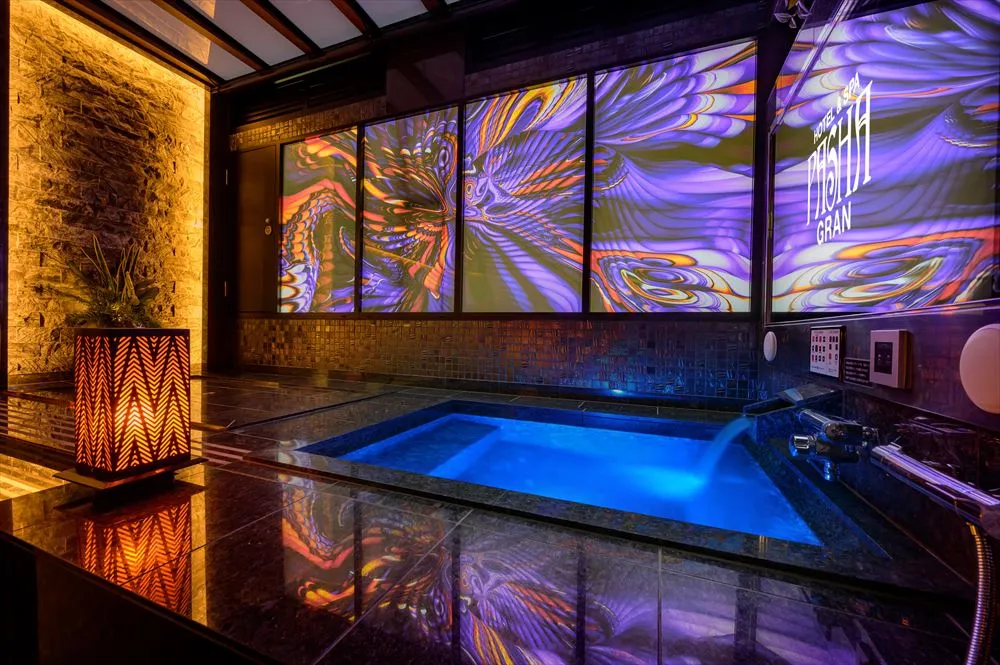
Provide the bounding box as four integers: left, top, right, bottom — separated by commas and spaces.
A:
966, 523, 997, 665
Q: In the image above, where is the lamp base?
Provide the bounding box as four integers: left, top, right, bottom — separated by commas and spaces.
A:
55, 457, 206, 491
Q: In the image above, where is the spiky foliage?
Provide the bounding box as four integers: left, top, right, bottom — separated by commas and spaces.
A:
52, 235, 161, 328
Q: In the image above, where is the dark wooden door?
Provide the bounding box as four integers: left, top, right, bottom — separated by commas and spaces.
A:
235, 146, 279, 313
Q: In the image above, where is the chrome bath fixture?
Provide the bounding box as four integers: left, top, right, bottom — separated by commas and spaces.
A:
870, 443, 999, 665
787, 409, 879, 481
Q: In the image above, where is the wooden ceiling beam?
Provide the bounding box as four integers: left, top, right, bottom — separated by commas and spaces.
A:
421, 0, 449, 16
239, 0, 321, 55
48, 0, 222, 86
149, 0, 268, 70
327, 0, 381, 38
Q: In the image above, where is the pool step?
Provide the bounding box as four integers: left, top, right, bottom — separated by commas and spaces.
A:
344, 416, 501, 475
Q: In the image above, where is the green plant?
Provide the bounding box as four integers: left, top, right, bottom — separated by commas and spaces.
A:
52, 234, 160, 328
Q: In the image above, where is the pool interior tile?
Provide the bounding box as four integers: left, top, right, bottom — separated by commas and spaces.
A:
233, 394, 444, 447
250, 448, 510, 507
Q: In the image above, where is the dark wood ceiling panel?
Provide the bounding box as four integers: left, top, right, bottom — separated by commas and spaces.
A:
148, 0, 268, 70
239, 0, 321, 55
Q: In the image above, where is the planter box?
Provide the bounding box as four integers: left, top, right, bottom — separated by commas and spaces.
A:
74, 328, 191, 481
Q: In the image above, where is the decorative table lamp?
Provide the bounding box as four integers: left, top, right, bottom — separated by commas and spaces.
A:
57, 328, 201, 489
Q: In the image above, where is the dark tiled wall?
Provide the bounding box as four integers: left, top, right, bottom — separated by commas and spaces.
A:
239, 318, 761, 403
464, 3, 762, 98
229, 98, 387, 152
761, 304, 1000, 431
756, 304, 1000, 581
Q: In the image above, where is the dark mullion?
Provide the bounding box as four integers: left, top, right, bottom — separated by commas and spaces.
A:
454, 104, 466, 313
421, 0, 449, 16
354, 127, 367, 312
352, 498, 363, 621
580, 72, 597, 314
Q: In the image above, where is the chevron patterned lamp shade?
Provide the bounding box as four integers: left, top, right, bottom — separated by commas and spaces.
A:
74, 329, 191, 481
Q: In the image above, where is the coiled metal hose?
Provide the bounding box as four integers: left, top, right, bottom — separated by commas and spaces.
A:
965, 523, 997, 665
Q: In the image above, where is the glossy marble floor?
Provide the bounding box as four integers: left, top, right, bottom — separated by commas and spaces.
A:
0, 459, 981, 665
0, 375, 990, 664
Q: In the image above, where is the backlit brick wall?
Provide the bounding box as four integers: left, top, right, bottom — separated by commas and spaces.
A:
7, 0, 208, 378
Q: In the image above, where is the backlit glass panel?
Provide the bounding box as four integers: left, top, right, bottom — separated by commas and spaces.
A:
771, 0, 1000, 313
280, 130, 359, 313
463, 77, 587, 313
591, 41, 756, 313
362, 107, 459, 312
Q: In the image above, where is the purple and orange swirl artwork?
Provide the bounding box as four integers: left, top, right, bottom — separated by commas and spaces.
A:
592, 41, 757, 313
362, 107, 459, 312
771, 0, 999, 313
463, 78, 588, 313
279, 130, 359, 313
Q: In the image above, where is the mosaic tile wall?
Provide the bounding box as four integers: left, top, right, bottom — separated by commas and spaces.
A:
239, 318, 761, 402
760, 304, 1000, 431
229, 98, 387, 152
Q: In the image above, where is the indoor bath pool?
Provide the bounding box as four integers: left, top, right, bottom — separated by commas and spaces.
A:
305, 402, 821, 545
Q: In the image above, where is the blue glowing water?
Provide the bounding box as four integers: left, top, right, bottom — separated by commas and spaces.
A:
340, 414, 820, 545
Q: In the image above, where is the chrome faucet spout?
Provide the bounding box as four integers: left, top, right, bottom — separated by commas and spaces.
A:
788, 410, 878, 481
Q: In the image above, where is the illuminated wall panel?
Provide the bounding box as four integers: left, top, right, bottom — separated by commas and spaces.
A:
771, 0, 1000, 313
280, 130, 359, 313
362, 108, 459, 312
591, 41, 756, 313
8, 1, 207, 375
463, 78, 587, 313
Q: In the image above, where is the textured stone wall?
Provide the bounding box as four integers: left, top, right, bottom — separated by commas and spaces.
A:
8, 0, 207, 378
240, 318, 761, 403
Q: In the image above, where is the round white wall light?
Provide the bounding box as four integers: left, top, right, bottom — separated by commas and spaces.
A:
763, 331, 778, 363
960, 323, 1000, 414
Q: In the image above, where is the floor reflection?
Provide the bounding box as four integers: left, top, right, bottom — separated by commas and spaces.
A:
79, 488, 205, 617
281, 477, 451, 625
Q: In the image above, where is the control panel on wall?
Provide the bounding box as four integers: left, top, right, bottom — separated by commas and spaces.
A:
810, 327, 843, 379
869, 329, 911, 389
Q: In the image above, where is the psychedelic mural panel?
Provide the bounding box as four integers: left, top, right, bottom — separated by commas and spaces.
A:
280, 129, 359, 313
362, 107, 459, 312
463, 77, 588, 313
591, 41, 756, 313
771, 0, 1000, 313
